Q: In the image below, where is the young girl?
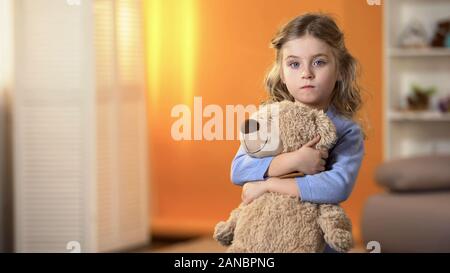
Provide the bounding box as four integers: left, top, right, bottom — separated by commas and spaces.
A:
231, 13, 365, 208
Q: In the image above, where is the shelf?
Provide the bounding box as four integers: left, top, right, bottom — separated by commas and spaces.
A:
384, 0, 450, 160
388, 48, 450, 57
388, 111, 450, 122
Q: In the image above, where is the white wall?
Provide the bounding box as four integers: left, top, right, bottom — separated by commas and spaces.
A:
0, 0, 14, 253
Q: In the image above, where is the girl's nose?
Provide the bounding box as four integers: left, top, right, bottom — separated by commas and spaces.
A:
301, 66, 314, 79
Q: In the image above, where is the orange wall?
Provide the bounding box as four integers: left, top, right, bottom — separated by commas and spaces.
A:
143, 0, 384, 242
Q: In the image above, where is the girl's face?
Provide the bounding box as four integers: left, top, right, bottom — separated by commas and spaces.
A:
281, 35, 339, 110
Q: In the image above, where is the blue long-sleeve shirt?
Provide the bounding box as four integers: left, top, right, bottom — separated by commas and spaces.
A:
230, 106, 365, 204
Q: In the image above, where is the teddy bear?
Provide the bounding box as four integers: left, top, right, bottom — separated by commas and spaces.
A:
213, 100, 353, 253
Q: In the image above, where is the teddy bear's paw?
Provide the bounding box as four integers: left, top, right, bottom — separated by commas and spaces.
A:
226, 243, 248, 253
213, 221, 234, 246
325, 228, 354, 253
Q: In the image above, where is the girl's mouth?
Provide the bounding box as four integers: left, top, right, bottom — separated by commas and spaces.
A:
301, 85, 315, 89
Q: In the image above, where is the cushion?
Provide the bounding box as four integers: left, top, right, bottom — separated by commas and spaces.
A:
361, 192, 450, 252
375, 155, 450, 192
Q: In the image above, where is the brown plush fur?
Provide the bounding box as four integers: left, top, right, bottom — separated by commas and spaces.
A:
214, 101, 353, 253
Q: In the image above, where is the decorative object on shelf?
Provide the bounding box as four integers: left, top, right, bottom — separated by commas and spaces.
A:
438, 94, 450, 113
406, 84, 437, 111
431, 19, 450, 47
398, 19, 429, 48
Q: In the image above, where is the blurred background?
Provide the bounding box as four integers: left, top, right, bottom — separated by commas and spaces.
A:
0, 0, 449, 253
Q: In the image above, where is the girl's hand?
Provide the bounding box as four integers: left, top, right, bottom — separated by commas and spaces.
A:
241, 181, 268, 205
292, 135, 329, 175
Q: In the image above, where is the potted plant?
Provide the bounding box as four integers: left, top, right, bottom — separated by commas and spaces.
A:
406, 84, 437, 111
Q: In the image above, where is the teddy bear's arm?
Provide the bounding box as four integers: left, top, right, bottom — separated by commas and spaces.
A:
213, 206, 242, 246
317, 204, 354, 252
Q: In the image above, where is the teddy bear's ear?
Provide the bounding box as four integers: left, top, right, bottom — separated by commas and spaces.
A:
314, 112, 337, 150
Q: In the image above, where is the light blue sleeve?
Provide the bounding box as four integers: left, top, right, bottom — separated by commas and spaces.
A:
295, 123, 365, 204
230, 145, 274, 185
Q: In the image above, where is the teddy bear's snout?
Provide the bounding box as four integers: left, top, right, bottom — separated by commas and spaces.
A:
240, 119, 268, 155
240, 117, 283, 157
241, 119, 260, 134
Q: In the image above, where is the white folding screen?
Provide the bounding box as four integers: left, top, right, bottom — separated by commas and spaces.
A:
113, 0, 148, 249
94, 0, 149, 252
13, 0, 148, 252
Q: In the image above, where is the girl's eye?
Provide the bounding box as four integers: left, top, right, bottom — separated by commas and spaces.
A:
288, 62, 300, 69
313, 59, 327, 66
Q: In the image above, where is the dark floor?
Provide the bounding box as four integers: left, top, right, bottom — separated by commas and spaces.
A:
132, 235, 366, 253
131, 235, 225, 253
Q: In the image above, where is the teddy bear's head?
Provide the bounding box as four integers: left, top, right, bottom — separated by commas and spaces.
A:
240, 100, 337, 158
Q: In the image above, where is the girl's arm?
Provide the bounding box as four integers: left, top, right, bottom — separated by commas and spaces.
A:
295, 123, 364, 204
230, 136, 326, 185
267, 136, 327, 177
242, 123, 365, 204
241, 177, 298, 204
230, 146, 274, 185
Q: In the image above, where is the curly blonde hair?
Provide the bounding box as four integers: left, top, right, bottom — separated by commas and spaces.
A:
264, 13, 366, 137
